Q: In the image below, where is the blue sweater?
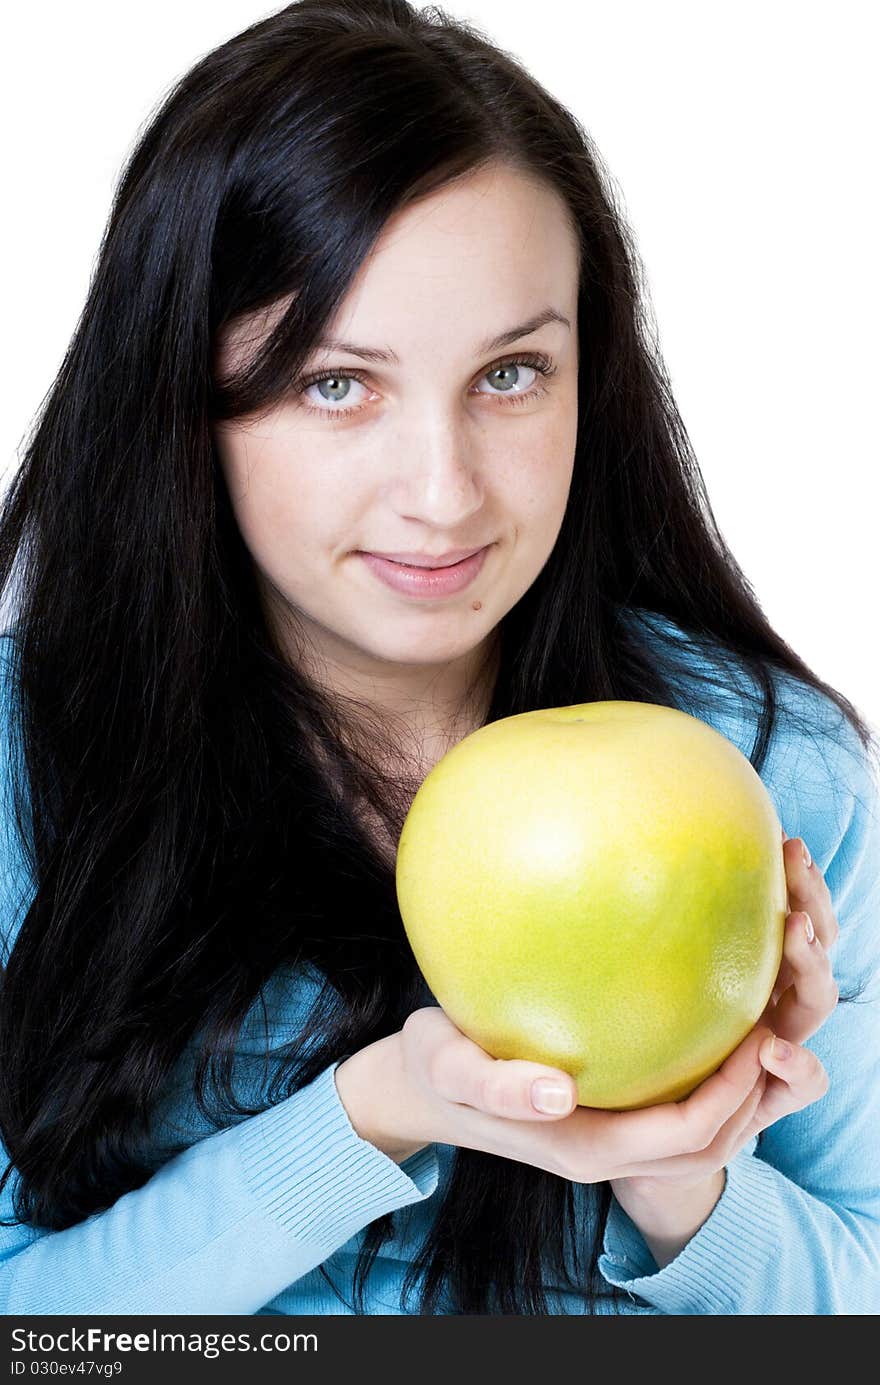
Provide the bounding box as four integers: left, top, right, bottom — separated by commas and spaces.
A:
0, 613, 878, 1315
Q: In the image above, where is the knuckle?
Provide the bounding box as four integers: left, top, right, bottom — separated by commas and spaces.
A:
682, 1112, 716, 1154
400, 1011, 426, 1063
478, 1067, 517, 1116
468, 1070, 488, 1110
403, 1006, 441, 1041
803, 1051, 830, 1099
401, 1009, 422, 1041
424, 1048, 448, 1095
475, 1069, 500, 1114
690, 1142, 716, 1170
425, 1039, 461, 1101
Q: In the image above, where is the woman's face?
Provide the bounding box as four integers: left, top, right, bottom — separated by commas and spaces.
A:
212, 162, 580, 688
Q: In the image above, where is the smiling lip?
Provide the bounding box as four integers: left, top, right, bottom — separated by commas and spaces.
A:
364, 547, 485, 568
358, 546, 491, 598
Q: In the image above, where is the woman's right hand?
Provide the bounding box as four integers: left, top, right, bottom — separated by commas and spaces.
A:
390, 1005, 774, 1184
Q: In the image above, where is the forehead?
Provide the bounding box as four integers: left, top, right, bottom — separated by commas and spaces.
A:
217, 163, 580, 372
375, 162, 579, 271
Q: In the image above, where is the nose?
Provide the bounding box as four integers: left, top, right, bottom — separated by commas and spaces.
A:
390, 411, 484, 529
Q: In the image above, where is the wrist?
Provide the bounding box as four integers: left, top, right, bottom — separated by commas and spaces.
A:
334, 1033, 430, 1165
611, 1168, 726, 1271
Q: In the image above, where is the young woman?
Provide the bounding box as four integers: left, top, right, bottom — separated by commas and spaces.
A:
0, 0, 877, 1316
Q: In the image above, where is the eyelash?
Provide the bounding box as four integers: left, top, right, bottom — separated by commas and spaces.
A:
292, 351, 558, 422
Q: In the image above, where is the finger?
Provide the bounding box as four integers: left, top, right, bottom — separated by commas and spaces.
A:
768, 952, 795, 1009
601, 1024, 772, 1165
425, 1017, 578, 1122
701, 1065, 767, 1164
611, 1067, 768, 1179
745, 1034, 831, 1135
783, 836, 840, 949
771, 912, 839, 1045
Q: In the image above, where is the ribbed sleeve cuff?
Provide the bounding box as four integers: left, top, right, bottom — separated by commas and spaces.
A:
598, 1144, 781, 1314
237, 1061, 439, 1253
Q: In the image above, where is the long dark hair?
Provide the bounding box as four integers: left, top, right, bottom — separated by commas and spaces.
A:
0, 0, 875, 1315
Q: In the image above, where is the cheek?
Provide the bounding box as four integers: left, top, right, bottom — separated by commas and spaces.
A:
217, 434, 337, 572
502, 413, 576, 526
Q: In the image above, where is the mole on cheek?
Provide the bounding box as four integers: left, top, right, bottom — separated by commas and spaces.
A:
471, 600, 482, 611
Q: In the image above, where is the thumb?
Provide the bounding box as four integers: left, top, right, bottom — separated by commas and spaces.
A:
473, 1057, 578, 1120
527, 1067, 579, 1117
416, 1008, 578, 1120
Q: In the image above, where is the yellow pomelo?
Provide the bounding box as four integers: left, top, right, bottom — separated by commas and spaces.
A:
396, 701, 786, 1110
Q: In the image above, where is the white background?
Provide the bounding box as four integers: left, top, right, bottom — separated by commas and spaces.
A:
3, 1, 878, 728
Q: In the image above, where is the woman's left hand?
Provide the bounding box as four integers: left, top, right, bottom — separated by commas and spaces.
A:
740, 829, 839, 1134
609, 830, 840, 1252
762, 829, 840, 1036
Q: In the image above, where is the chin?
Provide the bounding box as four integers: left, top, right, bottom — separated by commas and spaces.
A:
373, 625, 486, 662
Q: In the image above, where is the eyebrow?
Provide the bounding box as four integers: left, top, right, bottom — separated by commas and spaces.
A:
312, 307, 572, 364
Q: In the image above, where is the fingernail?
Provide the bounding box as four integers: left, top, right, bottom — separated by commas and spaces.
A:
770, 1036, 792, 1061
531, 1079, 571, 1114
802, 840, 812, 868
804, 913, 816, 944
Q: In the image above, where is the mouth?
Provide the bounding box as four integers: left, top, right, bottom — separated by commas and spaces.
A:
362, 546, 487, 569
357, 545, 491, 598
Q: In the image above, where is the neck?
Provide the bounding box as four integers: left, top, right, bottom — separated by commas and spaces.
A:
270, 600, 501, 769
